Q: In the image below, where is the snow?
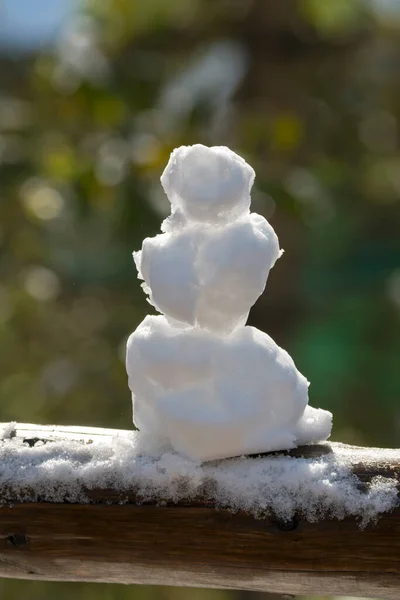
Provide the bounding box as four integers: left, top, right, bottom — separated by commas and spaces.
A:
0, 428, 398, 526
127, 316, 332, 461
0, 421, 16, 440
134, 206, 281, 333
128, 144, 332, 462
135, 146, 280, 332
160, 144, 255, 224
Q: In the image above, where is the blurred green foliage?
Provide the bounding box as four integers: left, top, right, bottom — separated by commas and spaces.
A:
0, 0, 399, 599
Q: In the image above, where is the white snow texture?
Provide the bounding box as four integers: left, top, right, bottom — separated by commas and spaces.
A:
0, 431, 398, 526
128, 144, 332, 461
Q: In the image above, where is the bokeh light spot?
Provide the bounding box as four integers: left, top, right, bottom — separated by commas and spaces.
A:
23, 266, 60, 301
21, 178, 64, 221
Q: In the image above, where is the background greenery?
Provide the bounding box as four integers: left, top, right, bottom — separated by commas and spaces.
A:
0, 0, 399, 599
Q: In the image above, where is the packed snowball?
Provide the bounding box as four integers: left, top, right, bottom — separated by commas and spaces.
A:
127, 144, 332, 462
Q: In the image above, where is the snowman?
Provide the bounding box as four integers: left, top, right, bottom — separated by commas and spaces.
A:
126, 144, 332, 462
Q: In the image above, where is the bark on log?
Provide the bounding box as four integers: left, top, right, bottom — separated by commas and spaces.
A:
0, 423, 399, 599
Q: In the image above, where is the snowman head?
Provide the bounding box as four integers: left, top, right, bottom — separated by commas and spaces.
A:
161, 144, 255, 224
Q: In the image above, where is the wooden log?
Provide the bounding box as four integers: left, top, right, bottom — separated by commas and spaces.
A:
0, 423, 399, 599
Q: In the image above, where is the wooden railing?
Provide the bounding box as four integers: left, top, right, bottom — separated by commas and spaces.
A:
0, 423, 399, 599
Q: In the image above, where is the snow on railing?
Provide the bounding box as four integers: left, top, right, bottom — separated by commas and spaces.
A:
0, 423, 399, 597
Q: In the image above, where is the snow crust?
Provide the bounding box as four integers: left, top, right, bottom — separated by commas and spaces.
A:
0, 430, 398, 526
128, 144, 332, 462
0, 422, 16, 440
